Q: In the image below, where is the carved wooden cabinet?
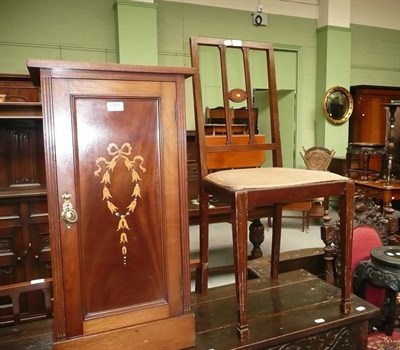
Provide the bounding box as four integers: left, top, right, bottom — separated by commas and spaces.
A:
0, 100, 51, 323
28, 60, 195, 349
349, 85, 400, 144
349, 85, 400, 174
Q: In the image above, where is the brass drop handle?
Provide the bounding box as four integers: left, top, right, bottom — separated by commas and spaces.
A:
61, 192, 78, 229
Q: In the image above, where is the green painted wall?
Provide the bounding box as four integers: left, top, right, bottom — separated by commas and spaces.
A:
350, 24, 400, 87
114, 0, 158, 64
0, 0, 117, 74
315, 26, 351, 157
0, 0, 399, 166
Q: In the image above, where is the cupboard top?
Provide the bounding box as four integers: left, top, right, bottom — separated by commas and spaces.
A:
27, 59, 196, 86
351, 85, 400, 95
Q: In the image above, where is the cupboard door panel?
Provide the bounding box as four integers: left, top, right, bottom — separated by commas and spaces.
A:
29, 222, 51, 279
359, 96, 388, 143
0, 225, 23, 285
75, 97, 164, 315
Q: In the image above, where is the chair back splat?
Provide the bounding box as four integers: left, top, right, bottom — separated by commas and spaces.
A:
191, 37, 282, 177
190, 36, 355, 342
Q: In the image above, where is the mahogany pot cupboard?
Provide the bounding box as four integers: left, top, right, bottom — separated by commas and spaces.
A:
26, 60, 195, 350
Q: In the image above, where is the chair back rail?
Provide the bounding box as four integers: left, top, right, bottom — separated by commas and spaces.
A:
206, 134, 266, 169
190, 36, 282, 178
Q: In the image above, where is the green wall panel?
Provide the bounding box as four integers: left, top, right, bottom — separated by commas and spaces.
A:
114, 0, 158, 64
351, 24, 400, 87
0, 0, 117, 73
1, 0, 398, 165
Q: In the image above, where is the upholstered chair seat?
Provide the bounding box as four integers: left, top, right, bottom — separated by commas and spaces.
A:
206, 168, 347, 190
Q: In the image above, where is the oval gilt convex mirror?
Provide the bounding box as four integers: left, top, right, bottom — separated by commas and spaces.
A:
323, 86, 353, 125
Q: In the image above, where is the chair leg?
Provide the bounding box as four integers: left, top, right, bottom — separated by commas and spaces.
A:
305, 211, 310, 232
338, 181, 355, 314
270, 204, 283, 279
195, 191, 210, 294
232, 191, 249, 341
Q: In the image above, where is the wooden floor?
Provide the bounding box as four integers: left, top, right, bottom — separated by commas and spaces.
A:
0, 317, 52, 349
190, 268, 378, 349
0, 258, 379, 349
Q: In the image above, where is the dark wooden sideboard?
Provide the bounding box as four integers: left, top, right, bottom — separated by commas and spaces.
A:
349, 85, 400, 144
349, 85, 400, 175
0, 75, 51, 324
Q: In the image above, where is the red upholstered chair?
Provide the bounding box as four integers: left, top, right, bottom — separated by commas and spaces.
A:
352, 225, 400, 347
351, 225, 385, 309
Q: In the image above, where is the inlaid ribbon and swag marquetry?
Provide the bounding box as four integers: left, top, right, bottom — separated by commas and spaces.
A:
94, 143, 146, 266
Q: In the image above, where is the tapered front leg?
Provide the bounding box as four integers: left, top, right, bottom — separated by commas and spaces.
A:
196, 190, 211, 294
339, 181, 355, 314
270, 204, 283, 279
232, 191, 249, 341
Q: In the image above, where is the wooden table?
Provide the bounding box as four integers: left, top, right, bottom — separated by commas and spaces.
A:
346, 142, 386, 180
355, 179, 399, 242
190, 268, 379, 349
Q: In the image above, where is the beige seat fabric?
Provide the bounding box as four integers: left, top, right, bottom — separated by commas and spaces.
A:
206, 167, 347, 190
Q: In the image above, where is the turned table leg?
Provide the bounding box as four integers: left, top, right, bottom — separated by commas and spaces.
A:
249, 218, 265, 259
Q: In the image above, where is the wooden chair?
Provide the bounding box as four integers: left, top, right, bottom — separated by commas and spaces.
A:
190, 36, 355, 341
301, 146, 335, 171
351, 226, 387, 332
300, 146, 336, 218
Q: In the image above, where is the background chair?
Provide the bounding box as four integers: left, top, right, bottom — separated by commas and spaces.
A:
352, 225, 386, 325
326, 190, 395, 334
267, 146, 336, 232
301, 146, 335, 171
190, 35, 355, 341
352, 229, 400, 337
301, 146, 336, 217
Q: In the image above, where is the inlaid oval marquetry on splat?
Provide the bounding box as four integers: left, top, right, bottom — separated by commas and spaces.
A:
228, 88, 247, 103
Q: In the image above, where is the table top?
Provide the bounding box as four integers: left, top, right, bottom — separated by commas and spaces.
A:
348, 142, 386, 148
355, 179, 400, 190
371, 246, 400, 269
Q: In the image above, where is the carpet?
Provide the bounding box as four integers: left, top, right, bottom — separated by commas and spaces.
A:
367, 331, 400, 349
